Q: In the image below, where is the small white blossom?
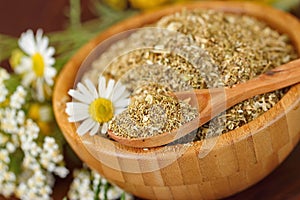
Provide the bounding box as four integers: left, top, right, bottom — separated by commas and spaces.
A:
68, 168, 94, 200
6, 142, 16, 153
16, 168, 53, 200
0, 68, 9, 82
68, 166, 133, 200
1, 182, 16, 197
10, 86, 27, 109
1, 108, 19, 134
54, 166, 69, 178
0, 149, 10, 163
0, 84, 8, 103
16, 110, 25, 125
99, 186, 124, 200
0, 69, 9, 103
0, 133, 9, 145
39, 136, 68, 177
0, 158, 16, 198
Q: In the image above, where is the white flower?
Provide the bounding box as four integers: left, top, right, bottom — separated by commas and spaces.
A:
0, 68, 9, 102
16, 168, 53, 200
15, 29, 56, 101
1, 108, 18, 134
68, 168, 94, 200
100, 186, 124, 200
0, 149, 10, 163
0, 171, 16, 198
53, 166, 69, 178
0, 84, 8, 103
10, 86, 27, 109
66, 76, 130, 136
6, 142, 16, 153
16, 110, 25, 125
0, 68, 9, 83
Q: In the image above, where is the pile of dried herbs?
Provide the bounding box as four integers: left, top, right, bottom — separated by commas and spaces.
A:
85, 9, 297, 141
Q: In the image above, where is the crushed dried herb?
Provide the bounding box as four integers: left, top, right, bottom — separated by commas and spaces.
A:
84, 9, 297, 141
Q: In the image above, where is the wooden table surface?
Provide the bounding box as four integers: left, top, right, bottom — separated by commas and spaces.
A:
1, 1, 300, 199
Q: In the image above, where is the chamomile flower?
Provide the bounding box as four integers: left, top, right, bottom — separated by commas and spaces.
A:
15, 29, 56, 101
66, 76, 130, 136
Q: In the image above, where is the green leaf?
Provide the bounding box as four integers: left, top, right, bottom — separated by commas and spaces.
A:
9, 148, 25, 176
3, 74, 21, 94
94, 180, 101, 200
68, 0, 82, 29
0, 34, 17, 62
120, 192, 126, 200
272, 0, 300, 10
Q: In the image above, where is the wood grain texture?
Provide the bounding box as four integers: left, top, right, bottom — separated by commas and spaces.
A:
53, 1, 300, 199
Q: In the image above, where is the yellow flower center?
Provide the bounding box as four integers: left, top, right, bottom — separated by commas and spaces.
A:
32, 53, 45, 77
89, 98, 114, 123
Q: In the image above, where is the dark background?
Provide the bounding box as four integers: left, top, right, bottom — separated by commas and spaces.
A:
0, 0, 96, 37
0, 0, 300, 199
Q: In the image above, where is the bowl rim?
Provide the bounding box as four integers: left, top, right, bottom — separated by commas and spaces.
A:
53, 1, 300, 158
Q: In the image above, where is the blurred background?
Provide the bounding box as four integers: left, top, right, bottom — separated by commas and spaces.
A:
1, 0, 300, 37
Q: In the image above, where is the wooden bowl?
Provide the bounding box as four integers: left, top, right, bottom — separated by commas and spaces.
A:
53, 2, 300, 199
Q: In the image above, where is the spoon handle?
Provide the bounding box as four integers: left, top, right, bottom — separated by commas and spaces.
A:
226, 58, 300, 108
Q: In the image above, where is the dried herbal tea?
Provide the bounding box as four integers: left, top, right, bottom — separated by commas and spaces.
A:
109, 84, 198, 138
84, 9, 297, 142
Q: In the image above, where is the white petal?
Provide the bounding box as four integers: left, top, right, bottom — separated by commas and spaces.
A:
46, 47, 55, 58
66, 102, 89, 111
74, 110, 89, 119
45, 56, 55, 66
101, 123, 108, 134
77, 82, 95, 101
44, 68, 56, 86
89, 123, 100, 136
77, 118, 95, 136
114, 107, 126, 115
104, 79, 115, 99
36, 29, 43, 43
114, 98, 130, 108
44, 77, 53, 86
35, 29, 48, 53
36, 78, 45, 101
98, 76, 106, 98
22, 72, 35, 86
46, 66, 56, 76
68, 89, 92, 104
66, 110, 88, 119
15, 57, 32, 74
112, 83, 126, 102
68, 114, 89, 122
38, 37, 49, 53
84, 79, 98, 99
65, 103, 89, 117
18, 30, 36, 55
120, 90, 131, 100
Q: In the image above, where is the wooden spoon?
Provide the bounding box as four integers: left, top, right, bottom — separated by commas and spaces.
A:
108, 59, 300, 148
